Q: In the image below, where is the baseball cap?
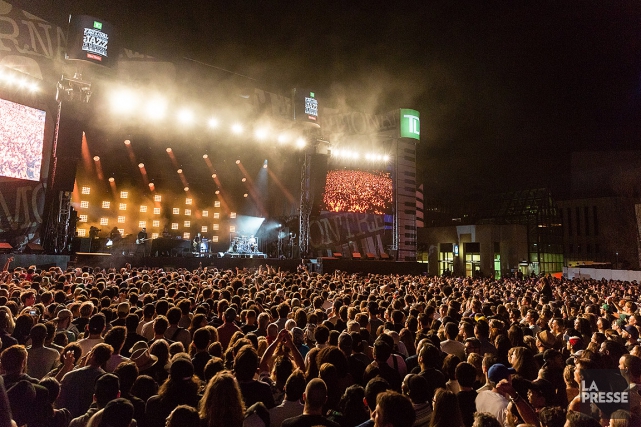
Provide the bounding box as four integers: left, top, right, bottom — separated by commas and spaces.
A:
487, 363, 516, 384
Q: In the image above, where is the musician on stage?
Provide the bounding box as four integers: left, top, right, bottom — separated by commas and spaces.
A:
137, 227, 148, 242
109, 227, 122, 241
135, 228, 148, 256
193, 232, 202, 254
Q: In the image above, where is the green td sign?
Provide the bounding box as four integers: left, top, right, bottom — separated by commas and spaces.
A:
400, 108, 420, 140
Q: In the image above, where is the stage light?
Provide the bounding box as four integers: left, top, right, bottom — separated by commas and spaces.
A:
332, 149, 340, 157
383, 155, 390, 162
365, 153, 371, 160
241, 178, 246, 182
138, 163, 144, 168
231, 123, 243, 134
124, 140, 131, 145
296, 137, 306, 148
146, 98, 167, 120
243, 193, 248, 198
177, 108, 194, 124
148, 183, 155, 189
277, 134, 289, 144
203, 154, 208, 159
263, 164, 267, 169
215, 190, 220, 195
166, 147, 172, 153
211, 173, 217, 178
177, 169, 183, 174
254, 128, 268, 140
235, 160, 240, 165
108, 177, 115, 183
111, 89, 138, 114
184, 187, 189, 191
27, 82, 39, 92
208, 117, 219, 128
93, 156, 100, 161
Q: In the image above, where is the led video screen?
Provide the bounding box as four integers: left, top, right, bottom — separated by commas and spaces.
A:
322, 169, 393, 214
0, 99, 46, 181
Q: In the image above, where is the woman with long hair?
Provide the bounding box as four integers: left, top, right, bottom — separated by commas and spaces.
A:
430, 389, 464, 427
199, 371, 245, 427
145, 356, 201, 427
509, 346, 538, 398
12, 313, 33, 345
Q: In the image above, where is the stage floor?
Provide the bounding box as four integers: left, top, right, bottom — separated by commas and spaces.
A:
0, 254, 428, 275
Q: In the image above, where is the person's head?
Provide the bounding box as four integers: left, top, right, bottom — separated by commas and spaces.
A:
364, 376, 391, 412
487, 363, 515, 388
539, 407, 567, 427
303, 378, 328, 412
94, 373, 121, 408
98, 398, 133, 427
401, 374, 429, 404
199, 372, 245, 427
88, 314, 106, 335
90, 343, 114, 368
619, 354, 641, 383
0, 345, 27, 374
104, 326, 127, 354
455, 362, 478, 388
473, 413, 503, 427
564, 410, 601, 427
233, 345, 258, 381
373, 390, 416, 427
113, 361, 139, 394
29, 323, 47, 346
284, 369, 306, 402
167, 405, 200, 427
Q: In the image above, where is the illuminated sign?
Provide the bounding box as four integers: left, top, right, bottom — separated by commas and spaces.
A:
66, 15, 116, 67
400, 108, 420, 140
294, 89, 320, 125
305, 93, 318, 121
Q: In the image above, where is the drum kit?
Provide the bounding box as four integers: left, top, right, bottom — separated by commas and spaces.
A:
231, 236, 258, 254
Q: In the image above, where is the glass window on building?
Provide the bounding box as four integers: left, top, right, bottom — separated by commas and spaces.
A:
493, 242, 501, 280
439, 243, 454, 276
464, 242, 481, 278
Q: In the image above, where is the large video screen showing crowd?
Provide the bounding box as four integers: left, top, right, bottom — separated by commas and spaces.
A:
0, 99, 46, 182
322, 169, 393, 214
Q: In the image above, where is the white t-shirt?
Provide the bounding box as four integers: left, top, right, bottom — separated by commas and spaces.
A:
475, 390, 509, 427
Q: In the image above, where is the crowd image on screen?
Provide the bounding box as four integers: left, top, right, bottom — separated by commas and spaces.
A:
0, 99, 46, 182
0, 255, 639, 427
323, 170, 393, 214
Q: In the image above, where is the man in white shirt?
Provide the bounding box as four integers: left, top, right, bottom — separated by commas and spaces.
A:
440, 322, 466, 361
77, 314, 106, 356
269, 371, 305, 427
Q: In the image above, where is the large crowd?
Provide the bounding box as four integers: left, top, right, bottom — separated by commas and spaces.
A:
0, 256, 639, 427
323, 170, 393, 214
0, 101, 45, 181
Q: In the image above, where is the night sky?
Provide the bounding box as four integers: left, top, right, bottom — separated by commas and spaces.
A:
13, 1, 641, 201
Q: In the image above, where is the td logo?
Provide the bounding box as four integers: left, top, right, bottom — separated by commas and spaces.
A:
400, 109, 420, 140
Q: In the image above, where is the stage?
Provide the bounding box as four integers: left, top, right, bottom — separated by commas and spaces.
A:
0, 253, 428, 275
